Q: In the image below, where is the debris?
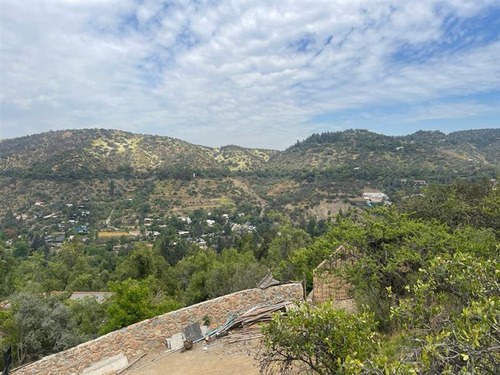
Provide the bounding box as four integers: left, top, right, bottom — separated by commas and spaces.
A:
116, 353, 146, 375
166, 332, 184, 350
202, 301, 293, 342
183, 322, 203, 342
183, 340, 193, 351
257, 272, 281, 289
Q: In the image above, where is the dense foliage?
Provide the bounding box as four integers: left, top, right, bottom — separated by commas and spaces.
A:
1, 205, 318, 368
0, 148, 498, 372
260, 180, 499, 374
261, 304, 378, 374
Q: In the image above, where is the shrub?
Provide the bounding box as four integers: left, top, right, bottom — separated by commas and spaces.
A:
260, 303, 378, 374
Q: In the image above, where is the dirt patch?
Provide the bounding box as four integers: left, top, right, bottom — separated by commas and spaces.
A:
266, 181, 299, 197
122, 333, 262, 375
306, 199, 354, 219
98, 231, 137, 238
230, 178, 267, 207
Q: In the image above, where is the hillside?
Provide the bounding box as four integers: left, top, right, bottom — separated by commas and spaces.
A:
1, 128, 498, 176
0, 128, 498, 222
0, 129, 276, 176
269, 128, 500, 170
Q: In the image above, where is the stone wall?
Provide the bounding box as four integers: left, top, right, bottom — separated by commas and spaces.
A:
313, 270, 352, 304
312, 245, 354, 305
13, 283, 303, 375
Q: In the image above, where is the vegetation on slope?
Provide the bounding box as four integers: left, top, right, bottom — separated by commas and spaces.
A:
260, 180, 499, 374
0, 128, 499, 371
1, 180, 498, 371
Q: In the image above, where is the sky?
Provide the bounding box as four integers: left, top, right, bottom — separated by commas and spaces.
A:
1, 0, 499, 150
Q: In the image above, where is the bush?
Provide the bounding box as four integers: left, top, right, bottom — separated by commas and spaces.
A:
260, 303, 378, 374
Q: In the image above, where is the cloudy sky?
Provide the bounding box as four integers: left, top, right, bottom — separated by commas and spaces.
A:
1, 0, 499, 149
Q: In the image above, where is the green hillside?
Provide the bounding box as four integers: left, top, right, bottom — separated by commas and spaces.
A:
0, 129, 276, 177
0, 128, 498, 222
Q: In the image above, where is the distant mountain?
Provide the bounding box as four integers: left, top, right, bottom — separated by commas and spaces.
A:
1, 128, 498, 219
268, 128, 500, 171
0, 129, 276, 175
2, 128, 498, 176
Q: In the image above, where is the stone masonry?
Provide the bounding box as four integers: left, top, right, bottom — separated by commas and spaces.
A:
313, 245, 354, 304
12, 283, 303, 375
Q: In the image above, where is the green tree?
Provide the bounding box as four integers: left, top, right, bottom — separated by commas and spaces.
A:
0, 293, 80, 366
68, 297, 106, 340
385, 251, 500, 374
267, 225, 310, 281
204, 249, 267, 298
351, 250, 500, 374
300, 208, 496, 329
260, 303, 378, 375
157, 234, 187, 266
114, 244, 171, 284
12, 241, 29, 258
174, 250, 217, 304
397, 180, 500, 236
100, 278, 181, 334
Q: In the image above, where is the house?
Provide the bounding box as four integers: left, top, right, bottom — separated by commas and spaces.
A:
206, 219, 216, 227
0, 300, 11, 310
73, 225, 88, 234
243, 223, 257, 232
413, 180, 427, 186
196, 239, 207, 249
231, 223, 243, 233
362, 191, 389, 204
312, 245, 355, 306
69, 292, 113, 303
147, 230, 160, 238
179, 216, 192, 224
45, 232, 66, 246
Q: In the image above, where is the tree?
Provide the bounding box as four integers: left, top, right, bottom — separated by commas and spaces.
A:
0, 293, 80, 366
68, 297, 106, 340
384, 251, 500, 374
157, 234, 187, 266
30, 233, 48, 255
267, 225, 310, 281
108, 180, 115, 197
260, 303, 378, 375
300, 207, 496, 330
204, 249, 267, 298
114, 244, 171, 285
100, 277, 181, 334
397, 180, 500, 236
347, 250, 500, 374
12, 241, 29, 258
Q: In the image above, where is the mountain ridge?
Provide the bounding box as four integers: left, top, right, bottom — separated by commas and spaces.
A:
1, 128, 499, 176
1, 127, 498, 222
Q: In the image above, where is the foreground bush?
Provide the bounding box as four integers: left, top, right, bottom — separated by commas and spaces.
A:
260, 303, 378, 374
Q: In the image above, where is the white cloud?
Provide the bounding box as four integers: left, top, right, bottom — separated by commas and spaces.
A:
1, 0, 499, 149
